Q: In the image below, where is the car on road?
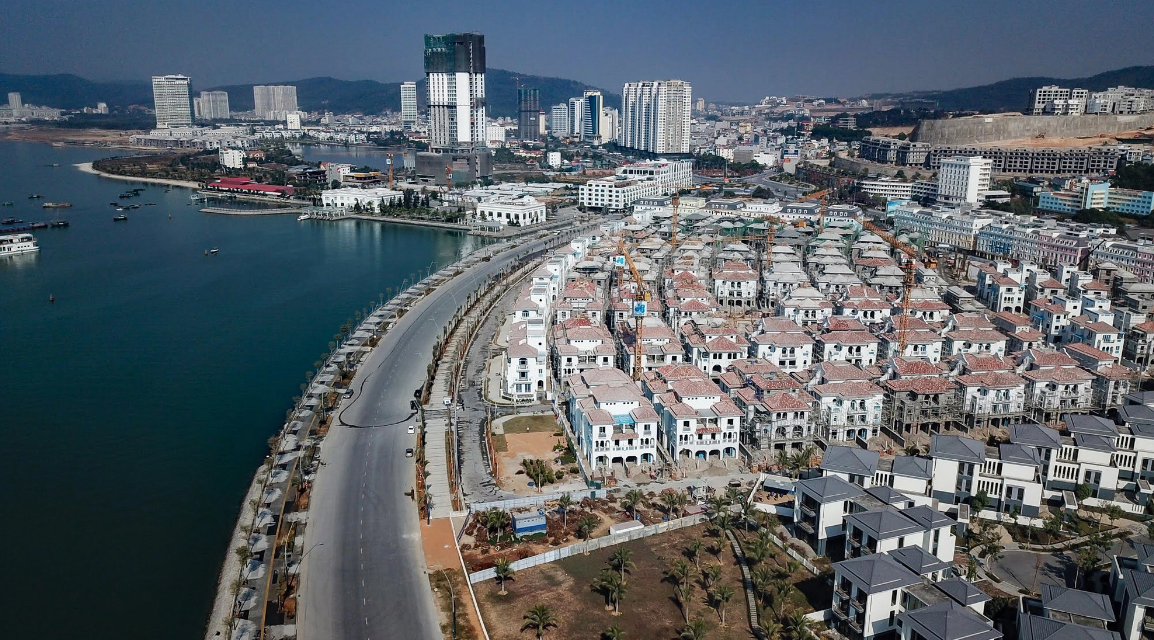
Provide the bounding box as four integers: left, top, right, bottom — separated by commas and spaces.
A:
407, 425, 416, 434
405, 447, 414, 457
343, 388, 354, 399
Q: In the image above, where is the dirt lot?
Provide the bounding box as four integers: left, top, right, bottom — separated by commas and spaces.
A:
868, 125, 916, 138
494, 415, 581, 495
0, 126, 142, 146
475, 523, 753, 640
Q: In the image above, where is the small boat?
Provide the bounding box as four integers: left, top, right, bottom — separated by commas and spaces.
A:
47, 163, 60, 167
49, 294, 55, 303
110, 202, 119, 206
28, 194, 43, 199
112, 214, 128, 221
50, 220, 69, 228
1, 202, 12, 207
129, 204, 140, 209
297, 214, 310, 221
190, 194, 203, 201
119, 194, 132, 199
115, 207, 126, 211
164, 188, 172, 193
144, 203, 157, 206
209, 248, 219, 254
0, 232, 39, 255
30, 222, 48, 229
42, 202, 72, 208
2, 218, 15, 225
132, 187, 145, 192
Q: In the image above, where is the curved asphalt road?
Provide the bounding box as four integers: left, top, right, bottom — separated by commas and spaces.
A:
298, 228, 585, 640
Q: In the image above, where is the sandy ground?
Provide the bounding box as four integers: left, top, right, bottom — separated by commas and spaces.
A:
497, 432, 578, 495
422, 518, 485, 639
1, 126, 143, 147
868, 125, 917, 137
75, 161, 202, 189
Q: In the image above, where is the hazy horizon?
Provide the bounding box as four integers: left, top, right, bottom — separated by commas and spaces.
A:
5, 0, 1154, 102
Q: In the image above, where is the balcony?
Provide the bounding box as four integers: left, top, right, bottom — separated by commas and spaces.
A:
846, 614, 864, 634
797, 520, 816, 535
799, 503, 817, 517
833, 600, 851, 619
848, 536, 863, 548
834, 583, 851, 599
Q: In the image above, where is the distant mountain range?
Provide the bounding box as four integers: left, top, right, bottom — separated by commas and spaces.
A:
866, 65, 1154, 113
0, 70, 619, 119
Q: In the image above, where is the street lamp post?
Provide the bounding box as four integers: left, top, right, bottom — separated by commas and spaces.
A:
439, 567, 457, 639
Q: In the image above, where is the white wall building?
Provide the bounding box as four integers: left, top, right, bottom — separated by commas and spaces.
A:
151, 75, 193, 128
474, 193, 545, 227
193, 91, 230, 121
619, 80, 692, 154
253, 85, 298, 121
400, 81, 418, 130
218, 148, 245, 169
424, 33, 486, 150
320, 187, 404, 209
937, 156, 992, 206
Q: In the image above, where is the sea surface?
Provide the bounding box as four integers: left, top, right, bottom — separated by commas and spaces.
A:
0, 141, 475, 639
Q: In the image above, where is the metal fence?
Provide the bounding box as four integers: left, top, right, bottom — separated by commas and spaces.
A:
468, 514, 708, 584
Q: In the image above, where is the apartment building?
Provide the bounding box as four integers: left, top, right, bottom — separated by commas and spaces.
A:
645, 366, 742, 461
937, 156, 992, 206
566, 368, 660, 470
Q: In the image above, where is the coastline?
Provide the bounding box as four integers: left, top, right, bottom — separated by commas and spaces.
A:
75, 162, 202, 190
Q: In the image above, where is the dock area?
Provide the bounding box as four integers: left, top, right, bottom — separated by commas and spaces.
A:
200, 207, 302, 215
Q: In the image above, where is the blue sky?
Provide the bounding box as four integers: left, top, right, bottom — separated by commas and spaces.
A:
5, 0, 1154, 101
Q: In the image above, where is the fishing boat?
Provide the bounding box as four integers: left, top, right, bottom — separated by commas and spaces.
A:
50, 220, 69, 228
1, 202, 13, 207
30, 222, 48, 229
113, 214, 128, 221
209, 248, 219, 254
2, 218, 15, 225
144, 203, 157, 206
0, 233, 39, 255
297, 213, 310, 221
28, 194, 43, 199
42, 202, 72, 208
129, 204, 140, 209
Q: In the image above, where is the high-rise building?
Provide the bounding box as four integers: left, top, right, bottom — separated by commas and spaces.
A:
253, 85, 298, 121
151, 75, 193, 128
568, 97, 584, 139
581, 90, 603, 142
619, 80, 692, 154
937, 156, 992, 205
549, 104, 569, 137
8, 92, 22, 111
423, 32, 486, 150
695, 97, 705, 112
600, 107, 619, 142
417, 33, 491, 184
517, 87, 540, 141
400, 81, 418, 130
193, 91, 230, 121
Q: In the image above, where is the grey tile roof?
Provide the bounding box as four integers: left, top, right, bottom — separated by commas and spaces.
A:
929, 435, 987, 463
1120, 567, 1154, 608
1009, 422, 1062, 449
1119, 404, 1154, 437
1064, 414, 1119, 437
833, 553, 921, 594
1073, 433, 1117, 452
846, 507, 924, 539
795, 475, 865, 503
889, 546, 951, 575
891, 455, 934, 479
1136, 542, 1154, 567
865, 485, 915, 507
819, 445, 880, 476
1017, 612, 1119, 640
935, 578, 991, 607
1041, 584, 1116, 623
899, 601, 1002, 640
999, 443, 1042, 466
902, 505, 956, 530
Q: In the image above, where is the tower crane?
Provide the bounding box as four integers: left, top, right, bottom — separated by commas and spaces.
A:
616, 238, 651, 381
794, 188, 832, 228
857, 217, 936, 353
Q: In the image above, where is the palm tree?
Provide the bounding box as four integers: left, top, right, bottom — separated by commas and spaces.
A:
660, 490, 681, 518
775, 449, 792, 476
557, 493, 574, 529
745, 538, 769, 566
707, 495, 727, 515
965, 557, 979, 582
770, 579, 793, 619
485, 509, 511, 544
783, 610, 818, 640
711, 585, 735, 625
521, 604, 558, 639
761, 620, 782, 640
602, 625, 625, 640
679, 617, 708, 640
577, 514, 598, 554
668, 558, 697, 587
593, 570, 628, 614
702, 563, 723, 589
686, 539, 705, 569
622, 489, 645, 521
674, 582, 696, 623
494, 557, 514, 595
740, 501, 758, 532
609, 547, 635, 581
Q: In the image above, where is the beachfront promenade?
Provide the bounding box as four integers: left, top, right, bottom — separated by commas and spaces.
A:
296, 226, 590, 640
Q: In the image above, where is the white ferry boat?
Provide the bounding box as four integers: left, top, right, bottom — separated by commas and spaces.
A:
0, 233, 39, 255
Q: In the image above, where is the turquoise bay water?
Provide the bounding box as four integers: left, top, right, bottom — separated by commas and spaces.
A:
0, 141, 474, 639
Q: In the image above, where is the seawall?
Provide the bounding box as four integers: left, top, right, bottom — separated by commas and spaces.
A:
74, 162, 202, 189
912, 113, 1154, 145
